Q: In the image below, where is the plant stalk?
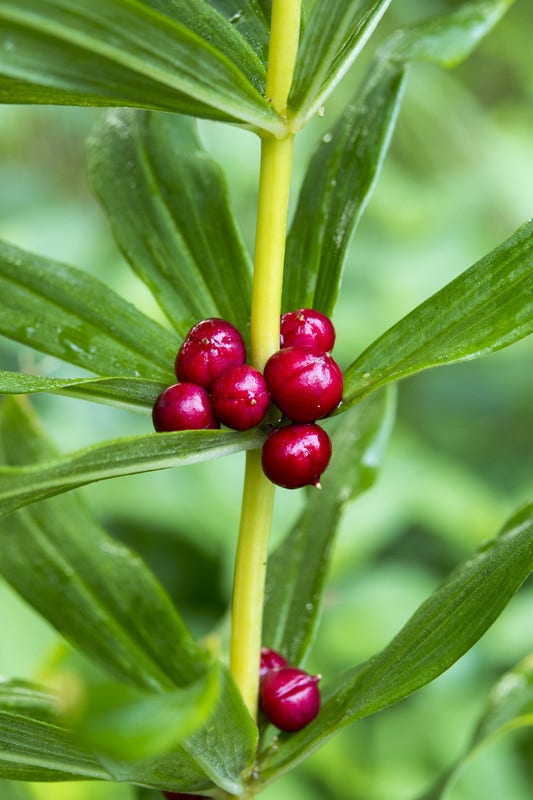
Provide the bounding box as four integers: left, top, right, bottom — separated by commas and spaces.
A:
230, 0, 301, 719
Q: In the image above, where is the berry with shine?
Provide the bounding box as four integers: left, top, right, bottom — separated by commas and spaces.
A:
264, 346, 343, 422
212, 364, 270, 431
260, 666, 321, 732
175, 317, 246, 390
261, 423, 332, 489
280, 308, 336, 353
260, 647, 288, 678
152, 383, 219, 432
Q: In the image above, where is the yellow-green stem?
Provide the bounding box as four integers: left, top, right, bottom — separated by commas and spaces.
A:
230, 0, 301, 719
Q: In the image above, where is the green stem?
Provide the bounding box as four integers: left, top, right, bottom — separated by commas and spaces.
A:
229, 0, 302, 720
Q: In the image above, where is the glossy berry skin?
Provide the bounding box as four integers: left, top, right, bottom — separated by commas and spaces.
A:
260, 666, 321, 732
261, 423, 332, 489
280, 308, 336, 353
175, 318, 246, 390
260, 647, 288, 678
152, 383, 219, 432
264, 346, 343, 422
212, 364, 270, 431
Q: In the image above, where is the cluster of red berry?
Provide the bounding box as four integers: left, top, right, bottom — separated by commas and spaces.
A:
259, 646, 321, 732
152, 310, 343, 489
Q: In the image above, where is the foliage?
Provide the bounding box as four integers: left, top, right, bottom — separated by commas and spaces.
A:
0, 1, 531, 799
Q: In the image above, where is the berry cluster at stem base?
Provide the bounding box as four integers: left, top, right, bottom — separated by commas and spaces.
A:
259, 647, 321, 732
151, 310, 342, 489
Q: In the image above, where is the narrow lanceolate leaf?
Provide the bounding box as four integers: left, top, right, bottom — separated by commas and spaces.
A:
198, 0, 271, 66
262, 387, 395, 666
0, 0, 284, 135
0, 680, 60, 723
417, 652, 533, 800
0, 240, 178, 381
0, 371, 166, 414
283, 62, 405, 314
342, 220, 533, 408
288, 0, 392, 125
0, 712, 108, 782
284, 0, 516, 317
0, 400, 258, 793
0, 399, 209, 690
0, 419, 262, 520
76, 669, 220, 761
259, 504, 533, 782
383, 0, 515, 68
89, 110, 252, 338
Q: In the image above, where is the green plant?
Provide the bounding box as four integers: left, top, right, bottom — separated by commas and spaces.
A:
0, 1, 531, 799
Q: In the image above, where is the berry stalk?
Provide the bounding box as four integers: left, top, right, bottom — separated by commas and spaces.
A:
230, 0, 302, 719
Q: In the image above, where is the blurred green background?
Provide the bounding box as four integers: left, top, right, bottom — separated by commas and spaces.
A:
0, 1, 532, 799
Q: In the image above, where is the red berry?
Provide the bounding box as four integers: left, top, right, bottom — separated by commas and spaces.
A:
212, 364, 270, 431
264, 346, 343, 422
175, 318, 246, 390
260, 647, 288, 678
261, 423, 332, 489
152, 383, 219, 432
260, 666, 321, 732
280, 308, 335, 353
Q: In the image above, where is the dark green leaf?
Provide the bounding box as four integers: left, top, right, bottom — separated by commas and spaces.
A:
259, 504, 533, 781
0, 680, 60, 723
0, 398, 210, 690
289, 0, 392, 125
383, 0, 515, 68
417, 652, 533, 800
0, 240, 179, 380
342, 220, 533, 408
0, 403, 262, 519
75, 668, 220, 761
89, 110, 252, 338
262, 387, 395, 666
0, 371, 166, 413
206, 0, 270, 65
0, 0, 284, 135
283, 62, 405, 314
284, 0, 516, 317
0, 683, 109, 783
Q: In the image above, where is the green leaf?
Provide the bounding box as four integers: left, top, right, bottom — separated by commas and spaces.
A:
288, 0, 392, 125
0, 400, 262, 519
204, 0, 270, 65
0, 682, 109, 782
383, 0, 515, 68
259, 503, 533, 782
89, 110, 252, 338
0, 679, 60, 723
342, 219, 533, 408
262, 387, 395, 666
417, 652, 533, 800
283, 62, 405, 314
0, 240, 179, 381
0, 371, 166, 414
0, 0, 284, 135
0, 398, 210, 690
0, 399, 258, 792
74, 668, 220, 762
284, 0, 516, 317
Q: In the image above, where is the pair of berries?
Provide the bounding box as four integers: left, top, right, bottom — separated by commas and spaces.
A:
259, 647, 321, 732
152, 310, 343, 489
